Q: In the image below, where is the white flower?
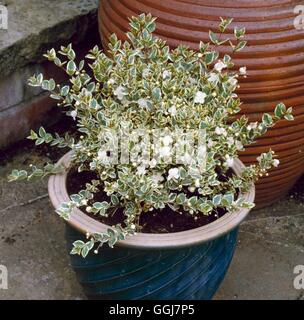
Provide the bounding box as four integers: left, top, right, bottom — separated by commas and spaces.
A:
97, 150, 111, 164
138, 98, 149, 108
70, 110, 77, 120
208, 73, 219, 84
215, 127, 227, 136
207, 139, 214, 148
228, 77, 238, 87
194, 91, 207, 104
149, 158, 157, 168
137, 165, 146, 175
162, 135, 173, 146
108, 78, 115, 85
159, 146, 171, 157
189, 77, 197, 85
235, 140, 243, 151
168, 105, 177, 116
142, 69, 150, 78
197, 146, 206, 158
227, 137, 234, 146
239, 67, 247, 75
247, 122, 258, 131
273, 159, 280, 167
225, 156, 234, 167
151, 173, 164, 184
113, 85, 127, 100
180, 153, 193, 165
162, 70, 171, 79
195, 179, 200, 188
98, 150, 107, 160
214, 61, 227, 72
81, 199, 88, 206
168, 168, 180, 180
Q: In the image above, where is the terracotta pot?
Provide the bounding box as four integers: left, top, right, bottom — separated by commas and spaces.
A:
98, 0, 304, 208
48, 152, 254, 299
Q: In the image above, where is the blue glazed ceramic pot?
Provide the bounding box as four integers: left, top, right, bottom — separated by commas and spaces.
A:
48, 153, 254, 300
66, 225, 238, 300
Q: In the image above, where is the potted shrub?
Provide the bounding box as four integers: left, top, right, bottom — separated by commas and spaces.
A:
98, 0, 304, 209
9, 14, 293, 300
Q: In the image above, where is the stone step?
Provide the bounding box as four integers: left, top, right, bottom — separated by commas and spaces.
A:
0, 0, 100, 148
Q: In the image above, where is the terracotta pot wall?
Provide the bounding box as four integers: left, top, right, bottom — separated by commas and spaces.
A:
98, 0, 304, 208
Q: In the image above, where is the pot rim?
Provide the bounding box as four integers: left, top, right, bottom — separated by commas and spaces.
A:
48, 152, 255, 249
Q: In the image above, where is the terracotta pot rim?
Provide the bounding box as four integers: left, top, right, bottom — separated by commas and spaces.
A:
48, 152, 255, 249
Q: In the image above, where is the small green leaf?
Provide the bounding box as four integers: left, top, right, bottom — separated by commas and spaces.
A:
38, 127, 46, 138
73, 240, 85, 248
67, 49, 76, 60
49, 79, 56, 91
27, 130, 38, 140
81, 246, 89, 258
199, 121, 207, 129
199, 41, 209, 53
41, 80, 49, 90
169, 193, 177, 202
234, 27, 246, 39
188, 196, 198, 206
274, 103, 287, 118
93, 202, 109, 214
219, 18, 233, 33
209, 31, 218, 44
60, 85, 70, 96
70, 194, 82, 204
179, 167, 187, 179
152, 87, 162, 102
212, 194, 222, 206
146, 20, 156, 33
111, 195, 119, 206
176, 193, 186, 205
67, 60, 77, 76
234, 41, 247, 52
284, 114, 294, 121
222, 193, 234, 206
199, 202, 213, 214
35, 138, 45, 145
205, 51, 219, 65
262, 113, 273, 126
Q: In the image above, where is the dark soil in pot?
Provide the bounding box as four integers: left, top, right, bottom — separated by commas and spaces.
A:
66, 169, 228, 234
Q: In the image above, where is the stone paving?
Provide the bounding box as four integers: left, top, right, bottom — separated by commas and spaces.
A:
0, 128, 303, 300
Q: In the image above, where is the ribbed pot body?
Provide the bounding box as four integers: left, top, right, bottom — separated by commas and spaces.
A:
98, 0, 304, 208
66, 225, 238, 300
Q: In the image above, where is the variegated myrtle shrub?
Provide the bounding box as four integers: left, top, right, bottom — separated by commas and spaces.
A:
9, 14, 293, 257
